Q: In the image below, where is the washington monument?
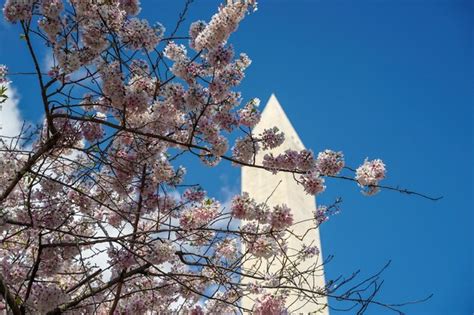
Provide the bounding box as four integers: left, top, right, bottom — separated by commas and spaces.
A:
241, 94, 329, 314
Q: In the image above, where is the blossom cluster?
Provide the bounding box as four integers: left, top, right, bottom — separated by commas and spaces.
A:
314, 205, 335, 225
238, 98, 261, 127
0, 64, 8, 84
230, 192, 269, 223
355, 158, 387, 195
300, 244, 320, 260
0, 0, 392, 313
3, 0, 34, 22
180, 199, 220, 230
253, 293, 288, 315
120, 18, 164, 51
119, 0, 141, 16
261, 147, 386, 198
232, 136, 257, 164
215, 238, 238, 260
260, 127, 285, 150
30, 283, 69, 313
245, 231, 279, 258
270, 204, 294, 230
262, 149, 315, 173
230, 193, 294, 259
300, 171, 326, 195
183, 187, 206, 202
316, 149, 345, 176
194, 2, 251, 51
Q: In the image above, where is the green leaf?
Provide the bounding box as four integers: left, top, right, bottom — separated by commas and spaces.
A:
0, 86, 7, 104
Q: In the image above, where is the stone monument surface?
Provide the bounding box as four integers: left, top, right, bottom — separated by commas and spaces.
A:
241, 94, 329, 314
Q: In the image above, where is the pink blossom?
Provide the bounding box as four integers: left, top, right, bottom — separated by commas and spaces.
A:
183, 188, 206, 202
41, 0, 63, 18
120, 18, 164, 51
215, 238, 237, 259
263, 149, 315, 173
355, 158, 386, 195
297, 149, 316, 171
0, 65, 8, 84
261, 127, 285, 150
270, 204, 293, 230
207, 44, 235, 68
3, 0, 33, 22
316, 149, 345, 176
189, 20, 207, 50
301, 244, 320, 259
230, 192, 261, 220
238, 98, 261, 127
300, 171, 326, 195
247, 236, 278, 259
164, 41, 188, 62
145, 241, 174, 265
314, 205, 330, 225
232, 136, 258, 164
215, 110, 239, 131
81, 121, 104, 142
194, 2, 250, 51
253, 294, 287, 315
180, 199, 220, 230
31, 283, 69, 313
119, 0, 141, 16
190, 305, 205, 315
39, 17, 61, 41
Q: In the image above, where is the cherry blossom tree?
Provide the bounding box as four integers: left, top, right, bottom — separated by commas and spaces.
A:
0, 0, 438, 314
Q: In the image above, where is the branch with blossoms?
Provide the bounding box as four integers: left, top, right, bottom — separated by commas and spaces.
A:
0, 0, 437, 314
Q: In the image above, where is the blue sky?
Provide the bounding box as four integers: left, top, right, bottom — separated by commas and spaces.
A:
0, 0, 472, 314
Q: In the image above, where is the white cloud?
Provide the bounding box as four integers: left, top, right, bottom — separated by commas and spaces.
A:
0, 84, 23, 141
218, 173, 240, 214
43, 50, 55, 73
209, 175, 240, 230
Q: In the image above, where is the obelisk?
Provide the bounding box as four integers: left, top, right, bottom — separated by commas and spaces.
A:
241, 94, 329, 314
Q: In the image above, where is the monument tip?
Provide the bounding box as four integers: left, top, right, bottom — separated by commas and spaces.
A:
257, 93, 306, 150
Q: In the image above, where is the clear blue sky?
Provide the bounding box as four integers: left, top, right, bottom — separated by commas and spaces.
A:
0, 0, 472, 314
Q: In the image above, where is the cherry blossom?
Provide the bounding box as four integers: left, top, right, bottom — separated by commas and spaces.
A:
253, 293, 288, 315
232, 136, 258, 164
81, 121, 104, 142
260, 127, 285, 150
183, 187, 206, 202
314, 205, 330, 225
120, 18, 164, 51
0, 1, 410, 313
119, 0, 141, 16
29, 283, 69, 313
180, 199, 220, 230
300, 171, 326, 195
355, 158, 387, 195
262, 149, 315, 173
238, 98, 261, 127
3, 0, 33, 22
41, 0, 63, 18
215, 238, 237, 259
270, 204, 293, 230
230, 192, 269, 222
0, 65, 8, 84
194, 1, 252, 51
300, 244, 320, 260
164, 41, 188, 62
316, 149, 345, 176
